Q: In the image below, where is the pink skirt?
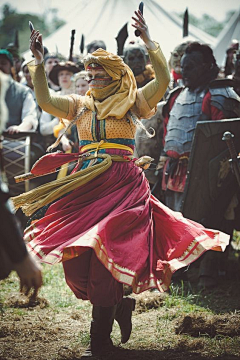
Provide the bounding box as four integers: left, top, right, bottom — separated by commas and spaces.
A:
25, 150, 229, 293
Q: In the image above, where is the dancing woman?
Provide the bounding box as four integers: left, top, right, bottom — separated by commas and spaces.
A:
13, 9, 229, 359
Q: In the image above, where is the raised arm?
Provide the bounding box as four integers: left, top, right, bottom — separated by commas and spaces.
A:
132, 10, 170, 109
28, 30, 75, 119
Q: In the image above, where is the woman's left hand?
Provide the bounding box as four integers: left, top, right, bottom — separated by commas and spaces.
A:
132, 10, 156, 50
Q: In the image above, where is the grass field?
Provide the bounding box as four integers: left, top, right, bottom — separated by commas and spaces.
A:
1, 249, 240, 360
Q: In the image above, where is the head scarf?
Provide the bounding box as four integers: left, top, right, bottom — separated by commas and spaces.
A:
83, 48, 137, 120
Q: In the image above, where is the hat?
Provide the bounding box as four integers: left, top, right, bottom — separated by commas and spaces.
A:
49, 61, 80, 86
0, 49, 14, 66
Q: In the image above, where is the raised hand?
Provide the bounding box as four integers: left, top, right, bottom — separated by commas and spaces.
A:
29, 30, 44, 64
132, 10, 156, 51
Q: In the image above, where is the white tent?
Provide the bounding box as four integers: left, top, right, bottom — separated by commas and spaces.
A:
23, 0, 216, 62
213, 9, 240, 66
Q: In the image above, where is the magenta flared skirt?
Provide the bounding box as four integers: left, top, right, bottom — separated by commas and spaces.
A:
25, 152, 229, 293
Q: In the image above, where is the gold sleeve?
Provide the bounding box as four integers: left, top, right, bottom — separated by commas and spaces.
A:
141, 43, 170, 110
27, 60, 77, 120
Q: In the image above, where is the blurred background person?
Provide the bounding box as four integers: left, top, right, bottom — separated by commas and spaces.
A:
49, 60, 79, 95
123, 42, 154, 88
74, 70, 89, 96
6, 43, 24, 83
86, 40, 106, 54
0, 70, 42, 297
40, 61, 80, 153
0, 49, 38, 134
123, 42, 164, 200
44, 53, 61, 91
224, 39, 239, 78
21, 60, 42, 120
168, 41, 191, 89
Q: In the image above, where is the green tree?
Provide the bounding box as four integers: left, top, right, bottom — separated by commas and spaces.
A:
176, 10, 236, 37
0, 3, 65, 54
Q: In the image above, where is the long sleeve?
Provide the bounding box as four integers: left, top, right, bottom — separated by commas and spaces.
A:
27, 60, 77, 120
141, 43, 170, 110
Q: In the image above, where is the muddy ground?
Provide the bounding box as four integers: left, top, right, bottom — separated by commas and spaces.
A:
1, 257, 240, 360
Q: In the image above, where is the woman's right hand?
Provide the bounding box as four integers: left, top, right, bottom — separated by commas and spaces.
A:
30, 30, 44, 65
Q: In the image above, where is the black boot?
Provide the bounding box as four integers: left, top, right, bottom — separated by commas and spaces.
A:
81, 305, 116, 359
115, 297, 136, 344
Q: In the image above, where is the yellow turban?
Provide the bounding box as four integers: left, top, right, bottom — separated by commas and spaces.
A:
83, 48, 137, 120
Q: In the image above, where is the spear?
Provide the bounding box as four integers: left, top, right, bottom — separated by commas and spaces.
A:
115, 23, 128, 56
69, 29, 76, 61
183, 8, 189, 38
80, 34, 85, 55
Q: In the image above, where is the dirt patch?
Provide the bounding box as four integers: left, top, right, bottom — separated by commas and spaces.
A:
1, 264, 240, 360
175, 313, 240, 338
5, 294, 49, 309
0, 308, 87, 359
132, 291, 168, 313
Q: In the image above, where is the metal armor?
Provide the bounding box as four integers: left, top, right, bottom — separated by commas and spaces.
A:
209, 87, 240, 118
164, 88, 207, 155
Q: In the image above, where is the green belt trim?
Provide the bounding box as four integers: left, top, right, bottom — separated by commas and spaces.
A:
99, 119, 106, 140
79, 138, 135, 146
91, 111, 98, 142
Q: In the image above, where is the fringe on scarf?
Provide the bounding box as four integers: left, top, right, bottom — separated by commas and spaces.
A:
128, 111, 155, 138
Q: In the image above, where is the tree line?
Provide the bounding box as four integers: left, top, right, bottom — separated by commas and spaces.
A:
0, 4, 65, 54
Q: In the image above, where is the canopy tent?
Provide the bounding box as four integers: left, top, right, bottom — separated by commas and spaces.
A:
213, 9, 240, 66
23, 0, 216, 62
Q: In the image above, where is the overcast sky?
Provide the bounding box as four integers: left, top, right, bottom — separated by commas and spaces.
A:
1, 0, 240, 22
